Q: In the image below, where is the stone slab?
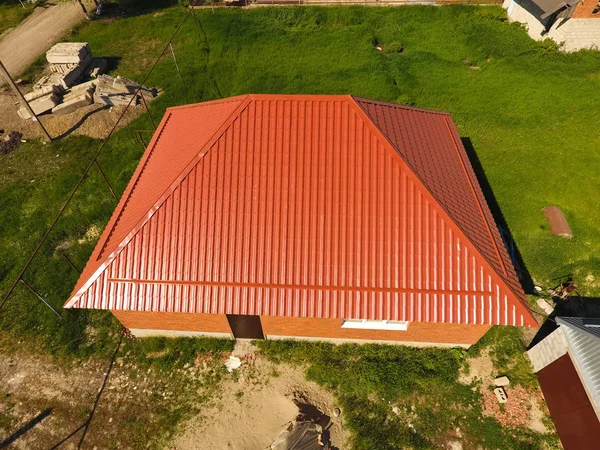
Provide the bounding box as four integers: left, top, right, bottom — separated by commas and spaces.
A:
59, 65, 83, 89
494, 376, 510, 387
52, 92, 93, 115
18, 93, 59, 119
46, 42, 90, 64
63, 86, 95, 104
24, 84, 63, 102
65, 80, 97, 99
113, 75, 140, 94
93, 90, 136, 106
494, 387, 508, 403
34, 73, 63, 90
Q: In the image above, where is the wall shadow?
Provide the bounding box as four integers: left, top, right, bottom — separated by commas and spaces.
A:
528, 295, 600, 349
461, 137, 535, 295
0, 408, 52, 449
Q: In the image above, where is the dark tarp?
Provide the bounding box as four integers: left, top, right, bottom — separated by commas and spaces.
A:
270, 422, 327, 450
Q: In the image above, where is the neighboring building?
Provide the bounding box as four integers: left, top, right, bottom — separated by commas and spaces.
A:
528, 317, 600, 449
64, 94, 537, 347
504, 0, 600, 51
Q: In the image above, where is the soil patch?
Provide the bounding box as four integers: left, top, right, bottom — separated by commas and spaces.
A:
0, 86, 149, 140
173, 349, 349, 450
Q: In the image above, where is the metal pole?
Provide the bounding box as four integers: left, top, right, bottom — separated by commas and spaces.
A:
139, 93, 156, 130
20, 279, 62, 318
0, 60, 52, 142
135, 130, 154, 150
191, 6, 206, 55
93, 160, 118, 202
169, 43, 182, 80
61, 253, 81, 274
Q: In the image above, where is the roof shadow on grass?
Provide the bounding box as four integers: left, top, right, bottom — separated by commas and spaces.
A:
461, 137, 535, 296
528, 296, 600, 348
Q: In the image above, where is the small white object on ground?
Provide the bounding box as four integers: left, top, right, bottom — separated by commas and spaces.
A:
536, 298, 554, 315
494, 376, 510, 387
494, 386, 508, 403
225, 355, 242, 372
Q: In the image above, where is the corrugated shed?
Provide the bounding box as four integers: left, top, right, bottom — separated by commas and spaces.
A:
65, 95, 536, 327
557, 317, 600, 415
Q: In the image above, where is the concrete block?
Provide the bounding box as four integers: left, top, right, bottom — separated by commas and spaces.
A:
494, 376, 510, 387
59, 65, 83, 89
65, 79, 97, 98
18, 93, 59, 119
93, 89, 137, 106
113, 75, 140, 94
46, 42, 90, 64
96, 74, 118, 91
24, 84, 63, 102
63, 86, 95, 104
52, 92, 93, 115
85, 58, 107, 78
34, 73, 63, 90
493, 387, 508, 403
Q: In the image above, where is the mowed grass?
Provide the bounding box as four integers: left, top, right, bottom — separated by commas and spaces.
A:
2, 3, 600, 351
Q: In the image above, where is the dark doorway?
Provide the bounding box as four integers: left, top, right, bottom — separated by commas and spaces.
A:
226, 314, 265, 339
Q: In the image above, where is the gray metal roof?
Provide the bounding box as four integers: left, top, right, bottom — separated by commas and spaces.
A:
557, 317, 600, 417
557, 317, 600, 340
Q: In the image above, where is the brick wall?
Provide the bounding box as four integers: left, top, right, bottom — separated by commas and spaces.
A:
573, 0, 599, 18
260, 316, 491, 346
111, 310, 491, 346
111, 310, 231, 334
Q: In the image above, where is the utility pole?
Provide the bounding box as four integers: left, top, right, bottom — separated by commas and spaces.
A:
0, 60, 53, 142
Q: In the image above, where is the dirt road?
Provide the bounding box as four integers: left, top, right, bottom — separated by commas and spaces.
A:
0, 1, 88, 80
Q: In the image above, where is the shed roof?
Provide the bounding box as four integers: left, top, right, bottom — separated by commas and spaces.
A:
65, 94, 537, 327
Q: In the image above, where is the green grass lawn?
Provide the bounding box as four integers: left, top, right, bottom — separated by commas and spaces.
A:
0, 2, 598, 445
256, 328, 559, 449
2, 2, 600, 350
0, 0, 36, 35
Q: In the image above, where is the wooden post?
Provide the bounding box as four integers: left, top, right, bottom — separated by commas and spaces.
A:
0, 60, 53, 142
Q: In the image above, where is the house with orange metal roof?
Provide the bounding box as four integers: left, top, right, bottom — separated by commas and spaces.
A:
64, 94, 538, 347
504, 0, 600, 51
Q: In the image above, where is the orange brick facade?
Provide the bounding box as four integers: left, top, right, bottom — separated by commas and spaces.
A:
573, 0, 600, 18
111, 310, 491, 346
260, 316, 491, 346
111, 310, 232, 334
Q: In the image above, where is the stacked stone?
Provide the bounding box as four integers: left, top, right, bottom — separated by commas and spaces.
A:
18, 42, 155, 120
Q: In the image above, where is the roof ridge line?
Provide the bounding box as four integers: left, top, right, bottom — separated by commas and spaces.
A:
442, 117, 509, 278
64, 95, 253, 308
165, 95, 250, 112
349, 97, 535, 326
351, 96, 451, 116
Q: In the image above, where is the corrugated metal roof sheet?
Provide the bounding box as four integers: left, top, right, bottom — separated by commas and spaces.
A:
557, 317, 600, 414
64, 94, 537, 327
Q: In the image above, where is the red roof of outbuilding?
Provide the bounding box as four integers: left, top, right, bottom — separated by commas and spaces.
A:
65, 94, 537, 327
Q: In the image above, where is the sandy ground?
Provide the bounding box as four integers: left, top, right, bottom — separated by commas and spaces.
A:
173, 342, 349, 450
0, 85, 151, 140
0, 1, 93, 82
